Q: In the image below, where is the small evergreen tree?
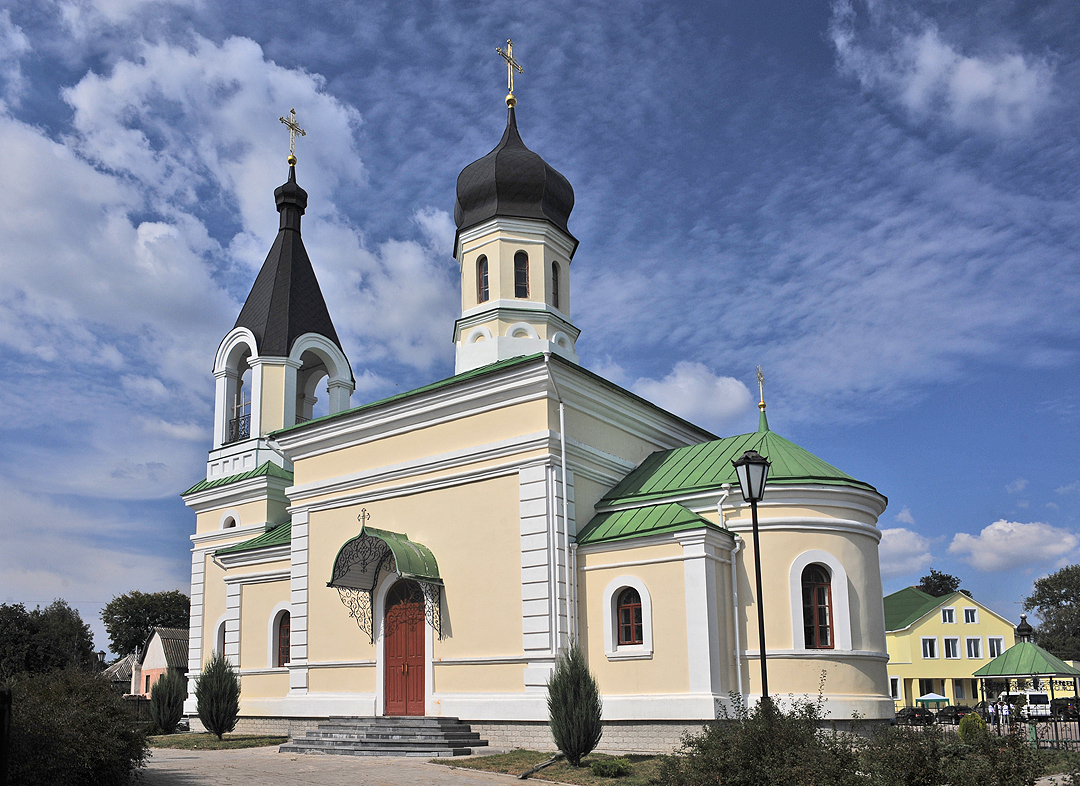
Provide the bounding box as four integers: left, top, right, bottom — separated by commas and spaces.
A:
194, 652, 240, 740
547, 641, 602, 767
150, 669, 187, 734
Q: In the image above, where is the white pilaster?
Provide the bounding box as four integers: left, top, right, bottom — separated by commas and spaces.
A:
289, 510, 310, 693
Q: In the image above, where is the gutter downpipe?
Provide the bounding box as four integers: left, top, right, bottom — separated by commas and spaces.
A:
717, 484, 745, 702
544, 352, 573, 651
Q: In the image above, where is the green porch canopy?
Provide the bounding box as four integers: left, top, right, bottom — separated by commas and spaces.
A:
327, 525, 443, 642
973, 641, 1080, 679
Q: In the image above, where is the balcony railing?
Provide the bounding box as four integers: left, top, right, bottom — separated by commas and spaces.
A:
226, 414, 250, 443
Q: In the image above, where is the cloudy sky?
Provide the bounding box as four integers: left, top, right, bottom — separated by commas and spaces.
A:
1, 0, 1078, 653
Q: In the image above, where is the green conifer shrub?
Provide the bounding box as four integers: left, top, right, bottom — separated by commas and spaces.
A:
959, 711, 990, 746
194, 651, 240, 740
591, 757, 633, 777
547, 641, 603, 766
149, 668, 187, 734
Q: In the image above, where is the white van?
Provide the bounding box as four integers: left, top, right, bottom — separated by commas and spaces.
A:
1000, 691, 1051, 720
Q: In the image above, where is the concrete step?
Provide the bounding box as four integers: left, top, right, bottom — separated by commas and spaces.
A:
280, 716, 488, 758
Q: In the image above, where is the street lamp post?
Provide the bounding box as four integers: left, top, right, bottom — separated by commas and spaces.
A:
732, 448, 771, 704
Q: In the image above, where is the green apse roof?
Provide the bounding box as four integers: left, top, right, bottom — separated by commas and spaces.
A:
183, 461, 293, 496
577, 502, 720, 545
216, 520, 292, 555
883, 587, 955, 631
973, 641, 1080, 678
599, 418, 879, 507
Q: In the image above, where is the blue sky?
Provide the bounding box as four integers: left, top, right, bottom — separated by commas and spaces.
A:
1, 0, 1077, 654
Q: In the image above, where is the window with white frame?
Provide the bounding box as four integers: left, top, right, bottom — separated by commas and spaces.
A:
988, 637, 1005, 658
922, 637, 938, 659
602, 576, 653, 659
966, 637, 982, 659
955, 681, 966, 700
944, 637, 960, 659
941, 607, 955, 623
890, 677, 901, 700
964, 607, 978, 624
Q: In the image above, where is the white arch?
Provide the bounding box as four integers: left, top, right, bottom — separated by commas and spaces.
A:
214, 326, 259, 375
373, 573, 434, 716
602, 575, 654, 660
219, 509, 241, 530
466, 326, 492, 344
551, 331, 572, 350
213, 613, 228, 660
506, 322, 539, 340
788, 550, 852, 651
288, 333, 354, 416
267, 601, 292, 668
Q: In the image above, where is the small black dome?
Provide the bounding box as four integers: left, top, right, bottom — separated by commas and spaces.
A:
455, 107, 575, 238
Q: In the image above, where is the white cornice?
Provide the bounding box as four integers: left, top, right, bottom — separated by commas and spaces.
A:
458, 300, 579, 328
218, 544, 291, 567
190, 522, 268, 547
222, 569, 290, 586
455, 216, 577, 260
183, 475, 291, 513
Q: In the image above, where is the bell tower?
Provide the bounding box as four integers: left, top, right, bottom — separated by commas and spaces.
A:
452, 46, 580, 374
206, 115, 354, 481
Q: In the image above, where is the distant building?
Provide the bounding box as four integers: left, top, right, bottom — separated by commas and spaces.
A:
884, 587, 1015, 707
131, 627, 189, 696
102, 652, 138, 694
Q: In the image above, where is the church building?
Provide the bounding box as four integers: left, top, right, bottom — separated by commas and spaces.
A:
181, 82, 893, 750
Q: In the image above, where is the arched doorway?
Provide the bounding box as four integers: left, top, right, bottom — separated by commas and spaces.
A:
384, 579, 425, 716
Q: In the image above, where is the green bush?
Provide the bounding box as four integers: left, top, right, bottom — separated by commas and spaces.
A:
959, 711, 990, 746
590, 757, 633, 777
150, 669, 187, 734
547, 641, 603, 767
657, 694, 863, 786
195, 651, 240, 740
6, 667, 148, 786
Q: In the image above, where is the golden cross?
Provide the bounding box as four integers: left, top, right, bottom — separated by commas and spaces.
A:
496, 39, 523, 106
357, 508, 370, 526
279, 108, 306, 165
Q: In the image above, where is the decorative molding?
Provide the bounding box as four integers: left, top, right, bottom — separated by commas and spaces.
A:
787, 549, 853, 651
190, 522, 266, 547
218, 544, 291, 568
223, 569, 291, 586
602, 576, 653, 660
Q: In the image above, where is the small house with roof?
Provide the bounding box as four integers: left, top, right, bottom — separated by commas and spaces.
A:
883, 587, 1016, 708
132, 627, 189, 696
180, 94, 895, 750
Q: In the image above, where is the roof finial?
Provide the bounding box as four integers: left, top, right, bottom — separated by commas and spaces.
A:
279, 108, 306, 166
756, 365, 769, 432
497, 39, 523, 108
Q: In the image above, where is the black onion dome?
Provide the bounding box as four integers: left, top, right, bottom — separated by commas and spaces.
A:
455, 107, 576, 240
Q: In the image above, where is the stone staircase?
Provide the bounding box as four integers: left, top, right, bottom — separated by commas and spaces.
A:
279, 716, 488, 757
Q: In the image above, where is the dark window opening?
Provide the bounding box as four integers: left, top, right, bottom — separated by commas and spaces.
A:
514, 251, 529, 298
477, 256, 489, 303
277, 611, 291, 667
801, 564, 833, 649
551, 261, 560, 309
617, 587, 643, 645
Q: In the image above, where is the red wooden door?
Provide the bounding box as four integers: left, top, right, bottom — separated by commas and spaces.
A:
384, 581, 425, 716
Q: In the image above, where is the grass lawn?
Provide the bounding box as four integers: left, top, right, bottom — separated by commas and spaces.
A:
1040, 749, 1080, 777
434, 749, 663, 785
148, 733, 288, 750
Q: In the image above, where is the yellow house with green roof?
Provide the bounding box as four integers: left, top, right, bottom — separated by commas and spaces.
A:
884, 587, 1016, 709
179, 96, 896, 753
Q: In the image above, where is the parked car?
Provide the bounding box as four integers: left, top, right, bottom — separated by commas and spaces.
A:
1051, 697, 1080, 721
973, 700, 994, 722
895, 706, 936, 726
936, 705, 974, 725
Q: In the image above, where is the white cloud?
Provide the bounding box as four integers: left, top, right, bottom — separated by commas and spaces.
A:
631, 362, 753, 433
830, 1, 1054, 136
0, 10, 30, 105
948, 520, 1079, 572
879, 527, 932, 577
1056, 481, 1080, 496
895, 506, 916, 525
1007, 478, 1028, 493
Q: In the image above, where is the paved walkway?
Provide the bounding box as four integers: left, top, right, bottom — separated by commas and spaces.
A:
141, 746, 518, 786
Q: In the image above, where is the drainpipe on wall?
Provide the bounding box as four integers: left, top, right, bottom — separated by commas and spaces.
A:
717, 484, 745, 703
544, 352, 572, 652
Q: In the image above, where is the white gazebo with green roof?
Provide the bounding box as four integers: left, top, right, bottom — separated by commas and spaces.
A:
973, 614, 1080, 704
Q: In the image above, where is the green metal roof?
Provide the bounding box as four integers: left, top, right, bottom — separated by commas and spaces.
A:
973, 641, 1080, 678
329, 526, 442, 589
183, 461, 293, 496
883, 587, 951, 632
599, 426, 878, 507
216, 520, 292, 555
577, 502, 720, 545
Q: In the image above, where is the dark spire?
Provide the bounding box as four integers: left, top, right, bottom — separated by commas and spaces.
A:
234, 166, 344, 357
1016, 613, 1034, 643
454, 107, 577, 250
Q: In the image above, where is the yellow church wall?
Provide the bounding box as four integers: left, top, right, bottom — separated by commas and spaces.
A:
258, 363, 286, 435
725, 504, 879, 528
304, 474, 523, 665
767, 657, 886, 698
293, 398, 548, 488
560, 406, 666, 470
309, 665, 376, 693
580, 547, 690, 695
201, 556, 226, 664
572, 476, 610, 537
195, 499, 281, 535
238, 577, 289, 670
433, 663, 524, 693
239, 672, 290, 699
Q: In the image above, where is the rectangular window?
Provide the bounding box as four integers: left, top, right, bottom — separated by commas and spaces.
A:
964, 607, 978, 624
944, 637, 960, 659
989, 637, 1004, 658
941, 608, 955, 623
955, 682, 966, 700
145, 675, 151, 693
922, 637, 938, 659
514, 252, 529, 298
890, 677, 901, 700
966, 637, 982, 659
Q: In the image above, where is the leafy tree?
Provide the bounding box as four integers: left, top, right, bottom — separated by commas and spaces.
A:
101, 589, 190, 656
195, 651, 240, 740
150, 669, 187, 734
0, 601, 96, 678
917, 569, 969, 597
1024, 564, 1080, 661
547, 641, 603, 767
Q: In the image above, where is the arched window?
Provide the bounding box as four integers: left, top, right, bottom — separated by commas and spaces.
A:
617, 587, 643, 645
215, 620, 226, 657
551, 261, 560, 309
276, 611, 291, 667
477, 255, 489, 303
514, 251, 529, 298
802, 564, 833, 649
